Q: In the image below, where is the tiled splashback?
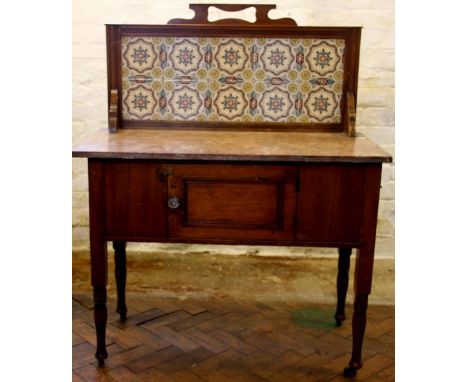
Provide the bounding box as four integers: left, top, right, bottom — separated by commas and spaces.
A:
121, 36, 345, 124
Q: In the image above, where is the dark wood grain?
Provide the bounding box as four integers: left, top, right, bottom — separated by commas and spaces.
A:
108, 89, 118, 133
88, 160, 108, 288
106, 26, 121, 130
343, 27, 361, 114
88, 160, 108, 365
295, 164, 367, 242
88, 159, 387, 376
104, 161, 168, 237
346, 92, 357, 137
183, 180, 282, 228
167, 164, 296, 241
335, 247, 352, 326
113, 241, 127, 320
355, 164, 382, 296
122, 119, 343, 132
347, 163, 382, 376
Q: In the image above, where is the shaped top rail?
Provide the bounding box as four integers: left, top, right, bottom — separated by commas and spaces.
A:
167, 3, 297, 26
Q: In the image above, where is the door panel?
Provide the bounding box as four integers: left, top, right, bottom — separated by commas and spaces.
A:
168, 164, 297, 241
186, 180, 280, 228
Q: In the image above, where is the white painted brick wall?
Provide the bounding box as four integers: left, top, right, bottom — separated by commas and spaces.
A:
72, 0, 394, 256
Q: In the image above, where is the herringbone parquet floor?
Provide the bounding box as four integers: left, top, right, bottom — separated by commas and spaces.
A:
72, 292, 394, 381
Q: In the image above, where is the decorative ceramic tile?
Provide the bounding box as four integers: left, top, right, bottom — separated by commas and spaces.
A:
121, 36, 345, 124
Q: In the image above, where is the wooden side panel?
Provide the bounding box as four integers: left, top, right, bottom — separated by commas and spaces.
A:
168, 164, 297, 241
104, 161, 167, 237
296, 164, 368, 243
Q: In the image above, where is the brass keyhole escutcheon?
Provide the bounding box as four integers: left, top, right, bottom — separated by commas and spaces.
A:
168, 196, 180, 209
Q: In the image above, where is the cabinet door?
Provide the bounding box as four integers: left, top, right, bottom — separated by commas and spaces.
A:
296, 164, 369, 243
104, 161, 167, 238
168, 164, 297, 241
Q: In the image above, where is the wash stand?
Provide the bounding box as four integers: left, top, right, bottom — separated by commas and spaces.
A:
72, 4, 392, 377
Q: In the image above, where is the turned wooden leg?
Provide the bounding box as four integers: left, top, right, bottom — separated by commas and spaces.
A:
343, 164, 381, 377
88, 160, 109, 366
344, 293, 368, 377
343, 246, 374, 377
93, 286, 108, 366
113, 241, 127, 320
335, 248, 352, 326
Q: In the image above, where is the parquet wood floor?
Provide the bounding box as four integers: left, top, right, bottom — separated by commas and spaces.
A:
72, 293, 394, 381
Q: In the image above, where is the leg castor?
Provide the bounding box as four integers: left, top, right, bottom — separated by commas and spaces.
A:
345, 292, 368, 378
343, 361, 361, 377
335, 313, 346, 327
117, 307, 127, 321
93, 286, 108, 367
96, 353, 107, 367
343, 367, 357, 377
